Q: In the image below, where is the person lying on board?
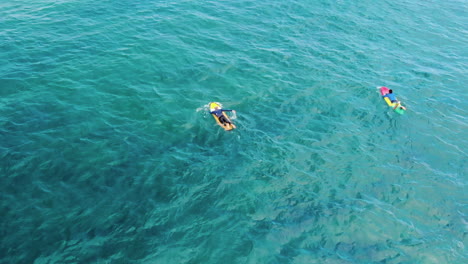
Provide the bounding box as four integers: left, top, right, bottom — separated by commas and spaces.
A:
384, 89, 398, 103
384, 89, 407, 111
210, 106, 236, 126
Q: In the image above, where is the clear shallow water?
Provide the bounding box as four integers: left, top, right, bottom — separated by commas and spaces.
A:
1, 0, 467, 263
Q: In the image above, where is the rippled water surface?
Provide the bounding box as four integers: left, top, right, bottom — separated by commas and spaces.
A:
1, 0, 467, 263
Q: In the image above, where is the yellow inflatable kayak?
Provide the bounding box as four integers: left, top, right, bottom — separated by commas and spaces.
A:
209, 102, 236, 131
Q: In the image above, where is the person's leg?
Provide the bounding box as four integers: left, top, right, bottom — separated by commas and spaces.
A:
219, 115, 231, 125
223, 116, 231, 125
393, 101, 401, 110
218, 115, 226, 124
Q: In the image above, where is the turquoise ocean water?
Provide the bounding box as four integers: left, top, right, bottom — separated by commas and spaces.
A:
1, 0, 467, 263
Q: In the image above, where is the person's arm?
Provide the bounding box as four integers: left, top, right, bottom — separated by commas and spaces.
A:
222, 109, 233, 112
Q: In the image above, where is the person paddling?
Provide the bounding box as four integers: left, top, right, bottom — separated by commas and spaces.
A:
210, 106, 236, 126
384, 89, 398, 103
384, 89, 406, 110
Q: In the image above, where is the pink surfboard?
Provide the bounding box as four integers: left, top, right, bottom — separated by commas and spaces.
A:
380, 86, 390, 96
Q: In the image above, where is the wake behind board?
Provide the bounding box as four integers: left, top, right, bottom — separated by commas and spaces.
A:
380, 87, 406, 115
209, 102, 236, 131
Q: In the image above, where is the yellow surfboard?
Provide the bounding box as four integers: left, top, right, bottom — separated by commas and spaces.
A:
209, 102, 236, 131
